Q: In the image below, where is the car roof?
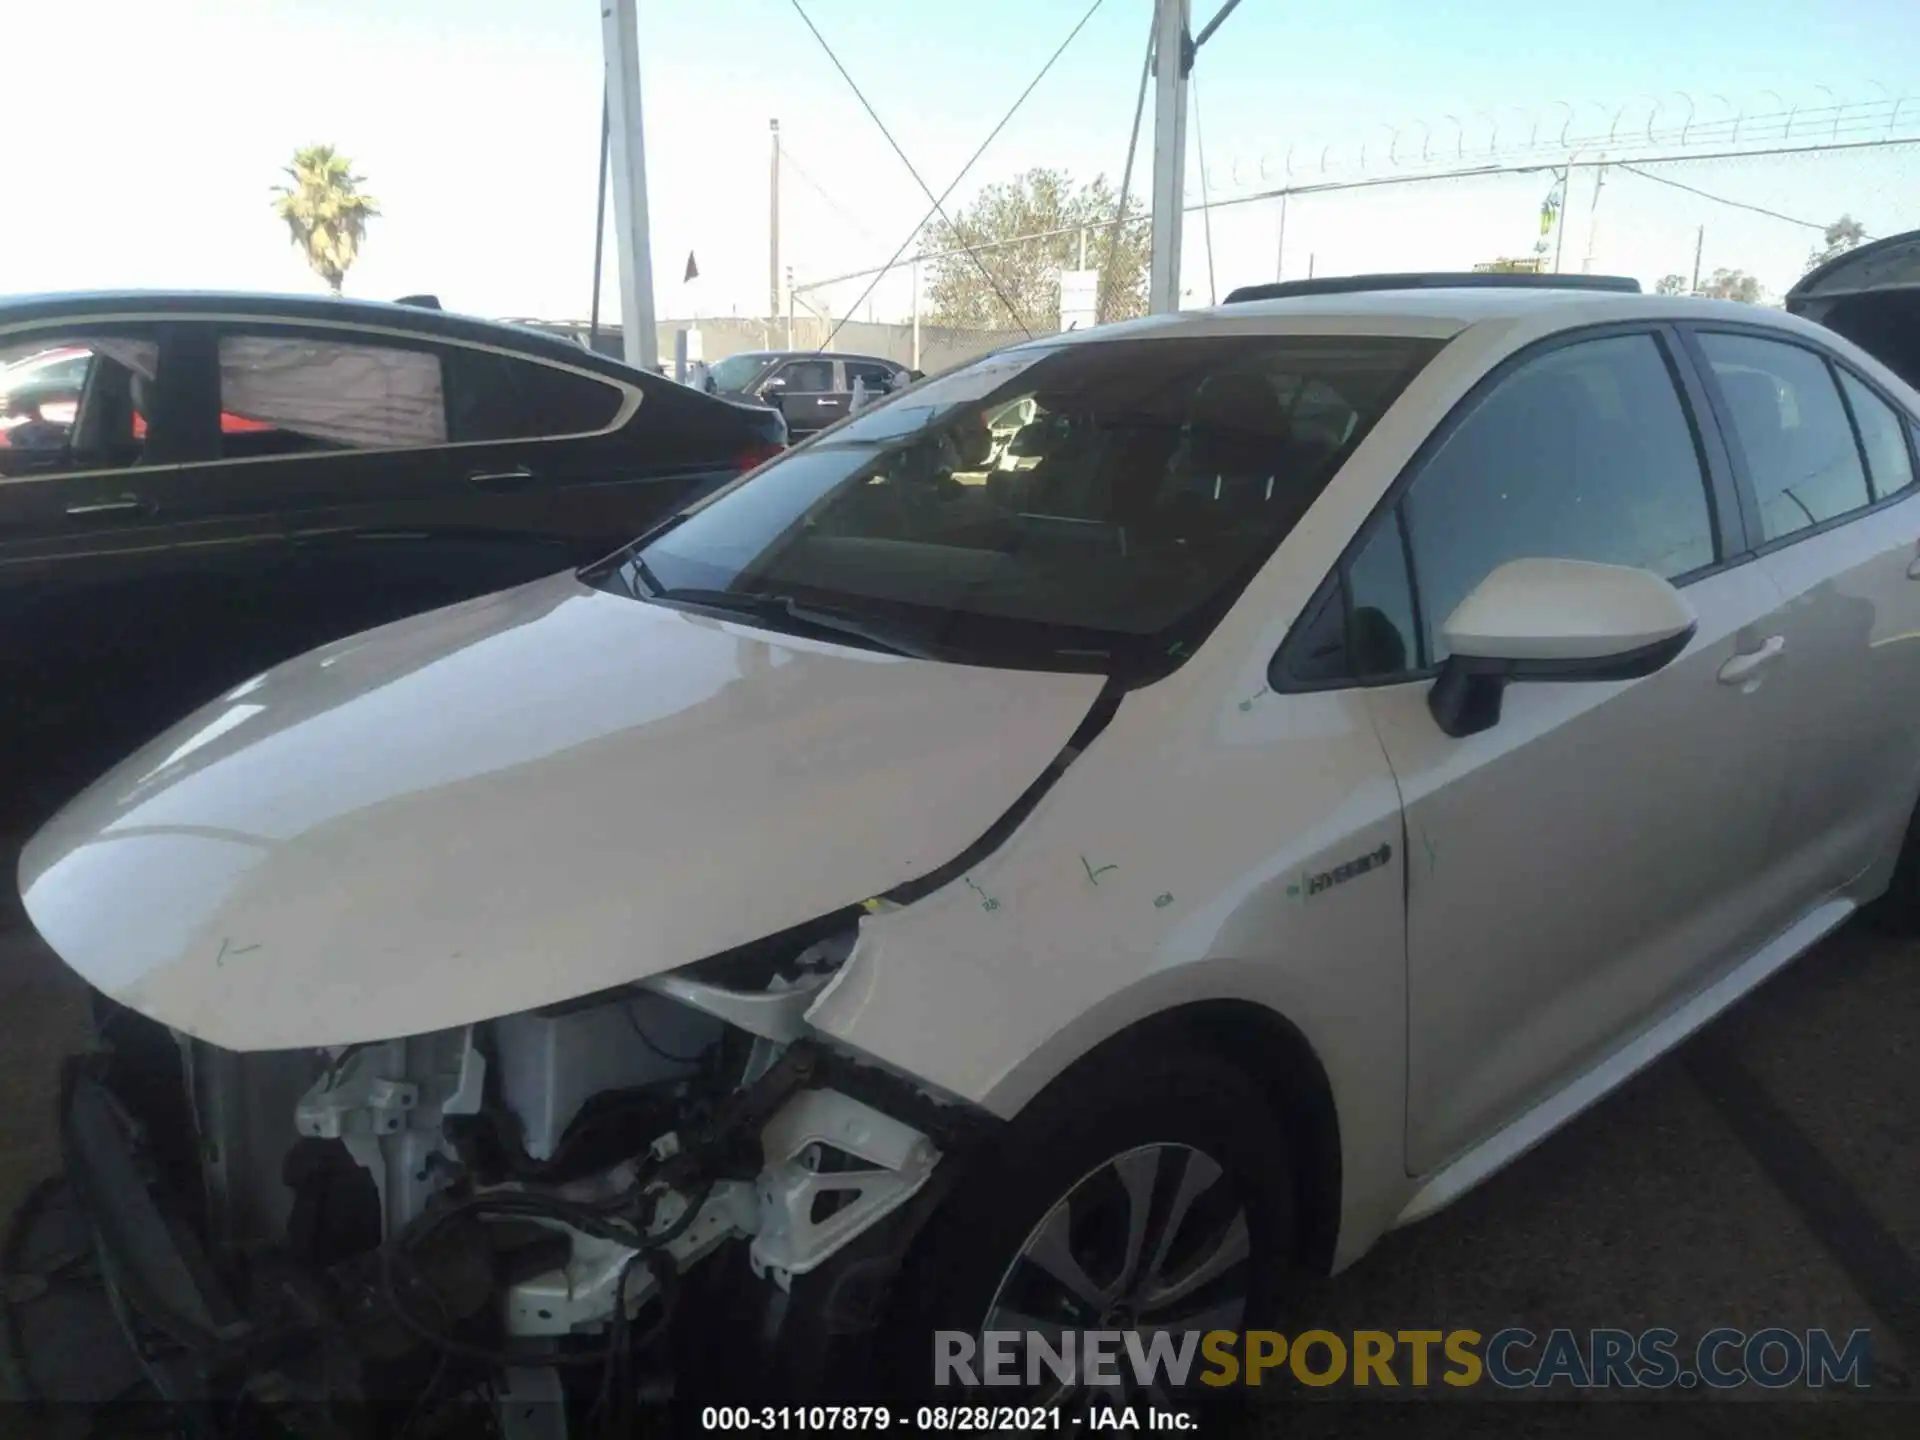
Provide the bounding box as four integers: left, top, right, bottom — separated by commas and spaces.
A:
732, 349, 900, 365
1019, 285, 1809, 347
0, 290, 659, 385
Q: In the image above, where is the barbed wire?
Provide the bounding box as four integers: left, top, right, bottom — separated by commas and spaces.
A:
1201, 84, 1919, 197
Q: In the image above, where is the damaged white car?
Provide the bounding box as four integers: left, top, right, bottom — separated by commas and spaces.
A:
18, 258, 1920, 1431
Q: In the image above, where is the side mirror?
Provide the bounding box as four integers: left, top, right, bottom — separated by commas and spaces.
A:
758, 376, 787, 397
1428, 557, 1697, 739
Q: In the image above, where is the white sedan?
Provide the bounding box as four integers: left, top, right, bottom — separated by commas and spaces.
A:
19, 253, 1920, 1416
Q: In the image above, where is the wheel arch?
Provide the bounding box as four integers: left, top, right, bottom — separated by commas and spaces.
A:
1010, 998, 1344, 1278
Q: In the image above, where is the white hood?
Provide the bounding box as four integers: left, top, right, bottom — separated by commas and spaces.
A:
18, 573, 1104, 1051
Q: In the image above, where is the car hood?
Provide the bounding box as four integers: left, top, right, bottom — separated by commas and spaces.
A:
18, 573, 1104, 1051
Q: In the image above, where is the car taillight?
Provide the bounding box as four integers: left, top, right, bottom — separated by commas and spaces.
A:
735, 439, 785, 472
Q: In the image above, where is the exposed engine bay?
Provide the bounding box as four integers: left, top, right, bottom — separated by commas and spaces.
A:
53, 916, 989, 1436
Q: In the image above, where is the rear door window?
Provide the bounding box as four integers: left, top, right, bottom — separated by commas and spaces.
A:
845, 361, 897, 391
773, 359, 836, 393
1697, 332, 1872, 542
1835, 369, 1915, 501
216, 334, 448, 457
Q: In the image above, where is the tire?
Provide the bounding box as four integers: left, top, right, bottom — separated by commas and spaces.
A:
878, 1044, 1299, 1405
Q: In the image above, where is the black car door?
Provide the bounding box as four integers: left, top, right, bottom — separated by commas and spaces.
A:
0, 319, 292, 818
762, 356, 846, 435
188, 319, 587, 651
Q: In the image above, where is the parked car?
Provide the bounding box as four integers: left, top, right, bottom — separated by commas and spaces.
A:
20, 259, 1920, 1424
703, 348, 917, 436
0, 290, 787, 826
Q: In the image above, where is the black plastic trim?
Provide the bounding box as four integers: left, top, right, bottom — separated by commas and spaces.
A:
1426, 623, 1698, 739
883, 677, 1126, 906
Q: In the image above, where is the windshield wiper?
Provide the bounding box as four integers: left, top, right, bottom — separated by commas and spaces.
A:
653, 587, 949, 661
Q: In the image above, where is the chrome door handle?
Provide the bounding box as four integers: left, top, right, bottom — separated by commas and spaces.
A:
64, 494, 151, 517
1717, 635, 1785, 685
815, 398, 839, 406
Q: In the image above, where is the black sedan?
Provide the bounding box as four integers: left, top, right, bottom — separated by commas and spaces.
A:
0, 290, 787, 826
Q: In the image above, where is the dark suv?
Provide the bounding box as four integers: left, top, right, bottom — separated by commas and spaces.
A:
0, 290, 787, 826
703, 350, 916, 436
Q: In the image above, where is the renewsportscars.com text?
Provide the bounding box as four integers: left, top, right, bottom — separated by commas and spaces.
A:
935, 1326, 1875, 1391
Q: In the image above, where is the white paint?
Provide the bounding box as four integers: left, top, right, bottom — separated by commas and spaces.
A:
1442, 557, 1696, 662
20, 283, 1920, 1284
1393, 897, 1856, 1227
18, 572, 1100, 1050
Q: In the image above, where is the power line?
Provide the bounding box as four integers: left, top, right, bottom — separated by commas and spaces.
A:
787, 0, 1046, 339
1613, 163, 1860, 236
786, 0, 1107, 346
788, 132, 1916, 312
1098, 13, 1155, 324
777, 142, 883, 242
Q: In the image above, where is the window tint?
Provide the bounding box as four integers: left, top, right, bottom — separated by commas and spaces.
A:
1403, 332, 1713, 663
1698, 333, 1871, 541
445, 350, 625, 443
1348, 515, 1420, 677
775, 360, 835, 392
217, 335, 448, 457
846, 361, 896, 389
1836, 370, 1914, 501
0, 336, 154, 477
627, 334, 1439, 673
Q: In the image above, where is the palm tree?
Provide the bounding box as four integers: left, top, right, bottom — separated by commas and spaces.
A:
271, 145, 380, 294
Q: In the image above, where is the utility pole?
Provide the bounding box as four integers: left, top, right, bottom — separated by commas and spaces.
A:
1581, 162, 1607, 274
601, 0, 658, 371
785, 266, 795, 350
1274, 190, 1288, 281
1148, 0, 1191, 314
1691, 225, 1704, 294
769, 119, 781, 323
910, 258, 921, 371
1551, 168, 1571, 274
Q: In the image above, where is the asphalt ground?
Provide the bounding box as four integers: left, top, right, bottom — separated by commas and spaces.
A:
0, 829, 1915, 1437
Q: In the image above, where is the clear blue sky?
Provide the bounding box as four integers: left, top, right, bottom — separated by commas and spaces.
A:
5, 0, 1916, 322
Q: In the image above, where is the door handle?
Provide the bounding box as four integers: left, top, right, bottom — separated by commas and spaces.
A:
64, 494, 152, 517
467, 466, 536, 491
1717, 634, 1786, 685
815, 398, 839, 406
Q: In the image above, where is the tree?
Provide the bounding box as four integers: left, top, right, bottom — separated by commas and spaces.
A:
1654, 273, 1690, 296
1697, 268, 1762, 303
1805, 213, 1866, 274
924, 169, 1149, 332
272, 145, 380, 294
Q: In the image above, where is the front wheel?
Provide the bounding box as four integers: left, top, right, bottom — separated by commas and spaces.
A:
880, 1046, 1299, 1406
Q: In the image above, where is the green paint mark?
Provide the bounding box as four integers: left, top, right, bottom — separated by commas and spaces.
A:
1237, 685, 1270, 713
1422, 830, 1439, 872
1167, 641, 1190, 659
1286, 883, 1301, 898
963, 877, 1001, 913
1081, 856, 1120, 885
1154, 892, 1174, 909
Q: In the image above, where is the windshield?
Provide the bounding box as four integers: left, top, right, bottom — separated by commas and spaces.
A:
605, 333, 1442, 676
707, 353, 771, 393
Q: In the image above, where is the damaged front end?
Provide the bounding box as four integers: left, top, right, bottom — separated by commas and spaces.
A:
50, 915, 988, 1433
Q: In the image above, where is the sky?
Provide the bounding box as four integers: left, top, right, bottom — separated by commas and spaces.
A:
3, 0, 1917, 328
